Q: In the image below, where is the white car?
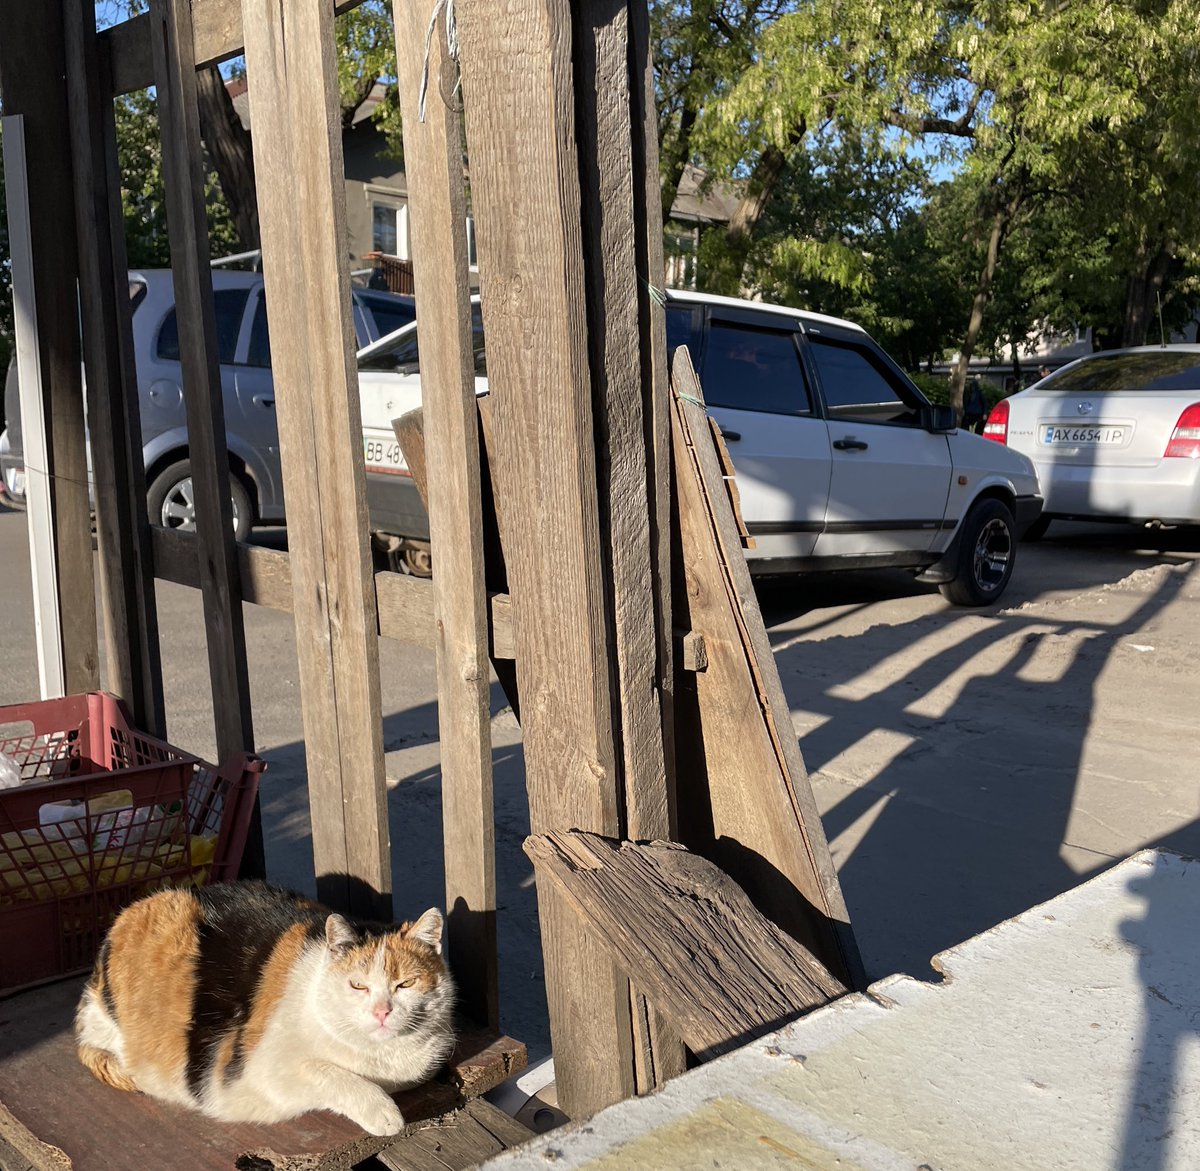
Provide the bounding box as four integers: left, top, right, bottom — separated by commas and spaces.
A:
983, 345, 1200, 540
356, 291, 1043, 606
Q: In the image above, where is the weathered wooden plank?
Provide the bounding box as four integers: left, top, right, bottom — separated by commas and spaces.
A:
0, 2, 99, 696
62, 0, 165, 737
102, 0, 367, 97
376, 1099, 533, 1171
391, 410, 520, 689
148, 0, 261, 875
0, 1105, 70, 1171
0, 977, 524, 1171
148, 527, 515, 654
670, 349, 863, 986
241, 0, 390, 920
627, 0, 676, 808
526, 831, 845, 1060
393, 0, 498, 1033
455, 0, 636, 1118
575, 0, 683, 1093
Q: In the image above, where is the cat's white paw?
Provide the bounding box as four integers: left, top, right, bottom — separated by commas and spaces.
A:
351, 1094, 404, 1136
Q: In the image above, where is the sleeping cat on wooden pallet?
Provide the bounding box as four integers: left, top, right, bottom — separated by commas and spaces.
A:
74, 881, 456, 1135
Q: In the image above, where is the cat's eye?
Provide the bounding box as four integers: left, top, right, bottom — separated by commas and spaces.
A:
349, 979, 367, 991
395, 978, 416, 991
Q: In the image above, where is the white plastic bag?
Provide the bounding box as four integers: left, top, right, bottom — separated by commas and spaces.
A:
0, 749, 23, 790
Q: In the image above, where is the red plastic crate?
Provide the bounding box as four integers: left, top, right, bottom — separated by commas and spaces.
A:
0, 692, 264, 993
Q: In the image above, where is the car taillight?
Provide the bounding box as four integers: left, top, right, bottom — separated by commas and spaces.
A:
982, 398, 1009, 444
1164, 404, 1200, 458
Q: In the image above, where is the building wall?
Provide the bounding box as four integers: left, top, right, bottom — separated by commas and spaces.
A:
342, 120, 407, 264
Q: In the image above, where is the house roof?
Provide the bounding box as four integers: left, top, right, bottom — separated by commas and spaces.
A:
670, 164, 740, 225
224, 82, 739, 226
227, 76, 389, 133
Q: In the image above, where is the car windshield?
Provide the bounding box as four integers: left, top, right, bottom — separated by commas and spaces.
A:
358, 305, 486, 376
1043, 351, 1200, 393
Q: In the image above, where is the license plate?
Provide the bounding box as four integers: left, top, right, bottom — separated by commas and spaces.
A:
362, 429, 410, 475
1041, 425, 1127, 446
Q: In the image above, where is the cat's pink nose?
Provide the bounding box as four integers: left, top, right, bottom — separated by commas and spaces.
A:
373, 1004, 390, 1025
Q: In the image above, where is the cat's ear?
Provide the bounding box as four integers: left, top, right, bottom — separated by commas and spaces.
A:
325, 913, 359, 955
407, 908, 444, 954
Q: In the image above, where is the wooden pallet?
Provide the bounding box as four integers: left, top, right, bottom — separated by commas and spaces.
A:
0, 978, 525, 1171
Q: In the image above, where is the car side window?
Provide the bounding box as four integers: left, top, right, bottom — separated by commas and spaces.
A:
246, 296, 272, 368
807, 335, 916, 424
666, 304, 696, 356
156, 288, 251, 365
701, 320, 812, 415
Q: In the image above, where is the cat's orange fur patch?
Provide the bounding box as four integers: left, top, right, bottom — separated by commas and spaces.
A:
234, 922, 311, 1060
78, 1042, 138, 1092
380, 930, 444, 992
105, 890, 200, 1086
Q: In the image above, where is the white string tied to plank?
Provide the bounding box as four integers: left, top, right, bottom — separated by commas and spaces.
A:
417, 0, 460, 123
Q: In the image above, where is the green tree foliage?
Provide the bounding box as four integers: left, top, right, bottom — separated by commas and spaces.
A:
113, 87, 241, 268
660, 0, 1200, 403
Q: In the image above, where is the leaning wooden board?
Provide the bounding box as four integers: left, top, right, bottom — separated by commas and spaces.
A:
669, 349, 865, 988
0, 977, 524, 1171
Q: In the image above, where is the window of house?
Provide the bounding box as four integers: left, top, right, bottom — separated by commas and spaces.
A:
156, 288, 251, 364
372, 201, 408, 259
700, 320, 812, 415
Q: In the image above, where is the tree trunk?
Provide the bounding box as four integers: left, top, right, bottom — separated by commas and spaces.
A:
950, 198, 1017, 415
1121, 242, 1176, 347
659, 101, 697, 224
195, 65, 260, 253
711, 122, 805, 293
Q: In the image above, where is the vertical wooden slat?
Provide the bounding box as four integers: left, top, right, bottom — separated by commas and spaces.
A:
0, 1, 100, 696
627, 0, 676, 813
149, 0, 263, 875
62, 0, 166, 737
392, 0, 498, 1030
574, 0, 684, 1092
241, 0, 391, 920
456, 0, 636, 1118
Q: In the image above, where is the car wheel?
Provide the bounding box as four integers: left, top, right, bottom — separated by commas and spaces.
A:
939, 498, 1016, 607
1022, 514, 1052, 542
147, 459, 253, 542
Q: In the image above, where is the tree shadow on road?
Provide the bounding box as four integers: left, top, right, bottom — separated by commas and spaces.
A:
764, 540, 1199, 984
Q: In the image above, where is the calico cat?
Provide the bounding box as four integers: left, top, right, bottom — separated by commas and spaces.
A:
75, 881, 456, 1135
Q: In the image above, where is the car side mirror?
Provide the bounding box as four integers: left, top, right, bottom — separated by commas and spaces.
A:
921, 403, 957, 433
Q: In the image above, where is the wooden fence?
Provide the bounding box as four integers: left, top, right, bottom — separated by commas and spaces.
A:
0, 0, 859, 1122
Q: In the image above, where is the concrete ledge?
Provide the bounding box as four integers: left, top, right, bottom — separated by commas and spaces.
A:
483, 849, 1200, 1170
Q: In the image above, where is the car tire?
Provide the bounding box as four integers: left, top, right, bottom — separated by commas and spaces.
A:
147, 459, 253, 542
939, 498, 1016, 607
1021, 514, 1052, 542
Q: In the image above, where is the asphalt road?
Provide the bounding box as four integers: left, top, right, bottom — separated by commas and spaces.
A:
3, 501, 1199, 1061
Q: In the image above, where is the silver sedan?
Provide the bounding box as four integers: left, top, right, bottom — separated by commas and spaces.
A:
983, 346, 1200, 539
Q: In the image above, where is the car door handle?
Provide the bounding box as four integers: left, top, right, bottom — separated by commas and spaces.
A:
252, 394, 275, 407
720, 428, 741, 442
833, 437, 868, 451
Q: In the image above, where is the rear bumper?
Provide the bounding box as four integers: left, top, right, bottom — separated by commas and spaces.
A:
365, 470, 430, 540
1034, 459, 1200, 524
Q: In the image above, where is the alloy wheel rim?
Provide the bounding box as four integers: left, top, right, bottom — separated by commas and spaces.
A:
973, 517, 1011, 592
161, 476, 240, 534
